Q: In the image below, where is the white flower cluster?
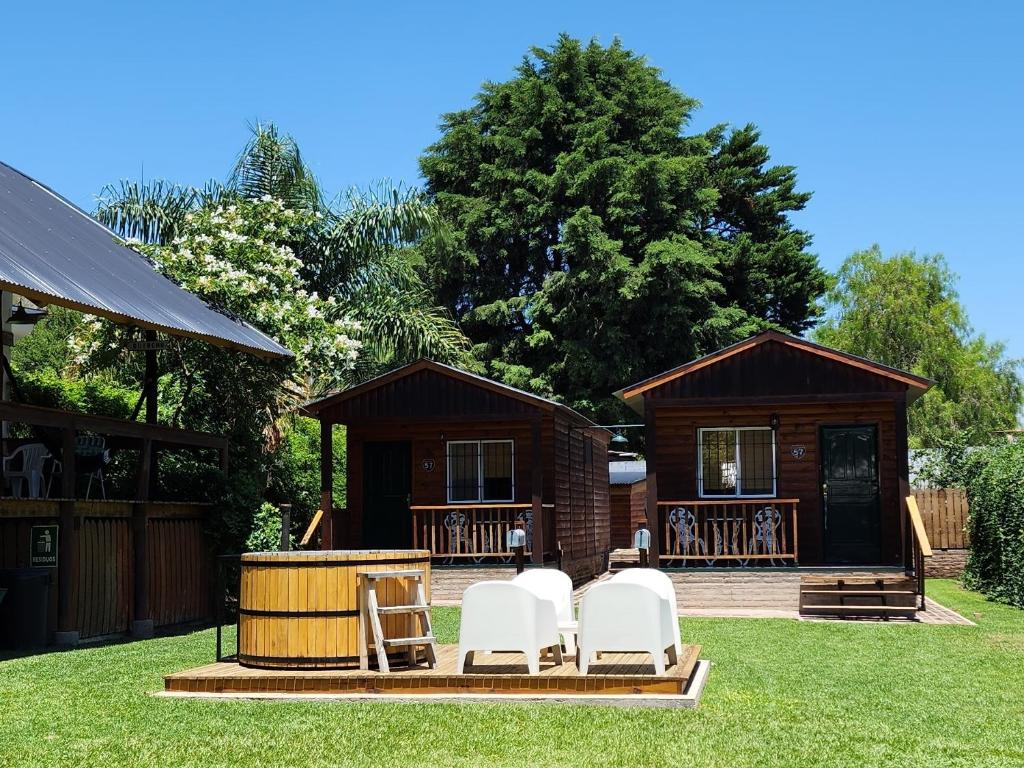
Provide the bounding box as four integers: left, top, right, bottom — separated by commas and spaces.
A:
75, 198, 363, 384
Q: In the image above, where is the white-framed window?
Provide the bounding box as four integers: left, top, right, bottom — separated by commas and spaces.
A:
446, 439, 515, 503
698, 427, 776, 498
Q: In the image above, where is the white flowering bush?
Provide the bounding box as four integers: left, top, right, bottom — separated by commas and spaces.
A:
74, 197, 362, 404
147, 197, 362, 391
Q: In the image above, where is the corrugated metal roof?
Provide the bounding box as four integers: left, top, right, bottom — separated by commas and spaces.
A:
0, 161, 292, 358
609, 460, 646, 485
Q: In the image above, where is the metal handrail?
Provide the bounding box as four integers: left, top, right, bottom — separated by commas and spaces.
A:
214, 554, 242, 662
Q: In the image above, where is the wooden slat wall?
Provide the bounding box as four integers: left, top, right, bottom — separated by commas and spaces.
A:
552, 414, 610, 566
75, 516, 132, 638
0, 501, 212, 640
912, 488, 969, 550
147, 510, 213, 627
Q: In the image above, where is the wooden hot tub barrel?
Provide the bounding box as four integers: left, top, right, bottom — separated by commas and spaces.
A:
237, 550, 431, 669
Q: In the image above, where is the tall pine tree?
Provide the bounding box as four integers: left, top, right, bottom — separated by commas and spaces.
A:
420, 35, 827, 420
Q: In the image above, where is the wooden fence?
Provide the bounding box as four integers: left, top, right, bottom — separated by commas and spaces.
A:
912, 488, 969, 550
0, 500, 212, 640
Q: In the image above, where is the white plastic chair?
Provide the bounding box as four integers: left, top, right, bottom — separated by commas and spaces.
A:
513, 568, 577, 656
3, 443, 52, 498
577, 581, 678, 675
457, 581, 562, 675
611, 568, 682, 658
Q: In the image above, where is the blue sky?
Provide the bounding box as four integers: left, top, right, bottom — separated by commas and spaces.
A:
1, 1, 1021, 360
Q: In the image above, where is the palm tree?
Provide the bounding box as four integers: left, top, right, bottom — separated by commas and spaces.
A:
95, 123, 470, 374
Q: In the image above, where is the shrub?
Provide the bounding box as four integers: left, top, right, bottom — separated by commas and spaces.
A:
963, 440, 1024, 608
245, 501, 288, 552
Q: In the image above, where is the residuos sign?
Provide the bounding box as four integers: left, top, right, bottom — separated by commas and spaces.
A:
29, 525, 58, 567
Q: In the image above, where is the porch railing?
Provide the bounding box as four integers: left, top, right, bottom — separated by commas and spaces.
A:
657, 499, 800, 566
410, 503, 544, 563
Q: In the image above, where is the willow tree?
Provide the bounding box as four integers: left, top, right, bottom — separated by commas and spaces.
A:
419, 35, 827, 420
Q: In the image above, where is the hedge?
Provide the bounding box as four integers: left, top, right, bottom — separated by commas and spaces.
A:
963, 440, 1024, 608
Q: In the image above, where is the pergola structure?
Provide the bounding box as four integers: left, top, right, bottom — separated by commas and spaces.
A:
0, 160, 293, 643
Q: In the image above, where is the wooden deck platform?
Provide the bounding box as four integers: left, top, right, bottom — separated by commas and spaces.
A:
164, 643, 703, 699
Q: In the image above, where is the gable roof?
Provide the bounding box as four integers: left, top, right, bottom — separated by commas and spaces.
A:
0, 161, 292, 358
615, 330, 933, 412
301, 358, 600, 427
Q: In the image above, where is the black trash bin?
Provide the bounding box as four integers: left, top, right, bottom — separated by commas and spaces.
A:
0, 568, 51, 649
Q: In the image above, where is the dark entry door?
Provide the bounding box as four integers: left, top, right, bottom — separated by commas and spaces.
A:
362, 441, 412, 549
820, 425, 881, 564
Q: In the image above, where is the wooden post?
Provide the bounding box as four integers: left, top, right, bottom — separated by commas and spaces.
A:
55, 428, 79, 645
131, 438, 153, 637
895, 397, 911, 570
320, 419, 333, 550
279, 504, 292, 551
144, 331, 158, 424
530, 416, 544, 564
644, 401, 661, 563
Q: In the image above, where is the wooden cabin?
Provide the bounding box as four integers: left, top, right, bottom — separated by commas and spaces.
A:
616, 331, 932, 567
302, 360, 611, 581
608, 461, 647, 549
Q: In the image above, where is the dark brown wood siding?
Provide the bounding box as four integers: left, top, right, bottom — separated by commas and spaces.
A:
319, 368, 542, 423
652, 400, 902, 565
343, 419, 537, 548
648, 339, 907, 401
610, 479, 647, 549
552, 415, 610, 569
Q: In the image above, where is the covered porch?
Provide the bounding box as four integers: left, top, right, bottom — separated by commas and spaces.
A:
301, 359, 611, 580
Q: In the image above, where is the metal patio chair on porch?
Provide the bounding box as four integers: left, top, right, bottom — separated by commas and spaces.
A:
48, 435, 111, 500
668, 506, 707, 564
747, 505, 784, 567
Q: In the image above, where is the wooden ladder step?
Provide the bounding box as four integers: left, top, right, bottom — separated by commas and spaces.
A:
382, 636, 435, 647
360, 569, 425, 579
375, 605, 431, 614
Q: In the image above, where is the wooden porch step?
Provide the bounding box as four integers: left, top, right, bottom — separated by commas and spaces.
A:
383, 636, 435, 647
798, 593, 921, 598
801, 604, 917, 614
375, 605, 431, 615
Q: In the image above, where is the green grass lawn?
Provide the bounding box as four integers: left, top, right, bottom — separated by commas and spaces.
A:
2, 580, 1023, 767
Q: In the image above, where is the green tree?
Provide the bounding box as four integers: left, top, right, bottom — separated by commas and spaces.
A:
418, 35, 827, 419
813, 246, 1022, 446
96, 123, 470, 376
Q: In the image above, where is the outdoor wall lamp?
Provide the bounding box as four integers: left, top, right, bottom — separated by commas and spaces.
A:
769, 413, 780, 430
8, 300, 47, 326
507, 528, 527, 573
634, 527, 651, 567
